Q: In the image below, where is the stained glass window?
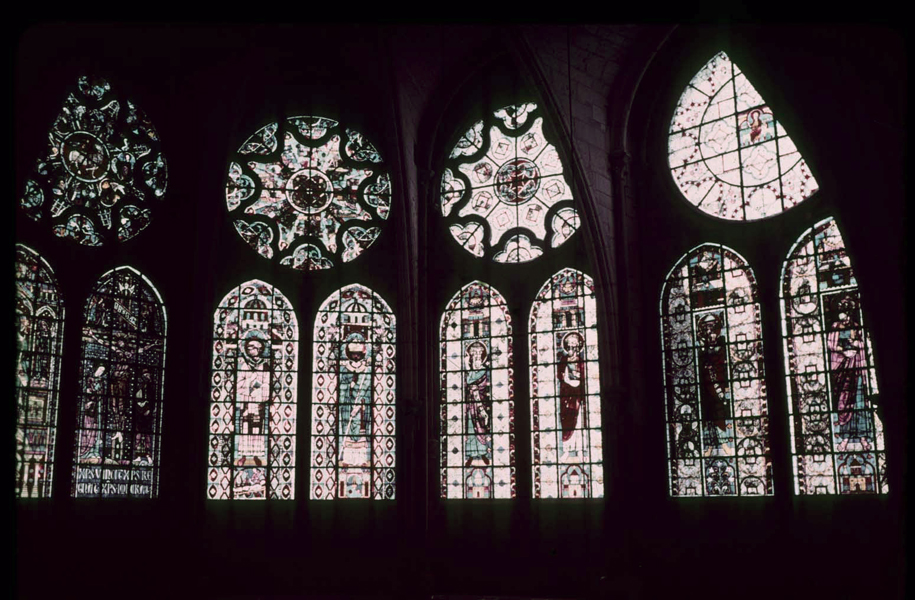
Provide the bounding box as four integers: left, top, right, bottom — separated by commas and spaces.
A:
310, 285, 395, 500
15, 245, 65, 498
529, 269, 603, 498
661, 244, 773, 496
668, 52, 818, 220
440, 282, 515, 499
781, 218, 886, 494
441, 102, 580, 263
20, 76, 168, 246
207, 280, 298, 500
225, 116, 391, 271
72, 267, 166, 498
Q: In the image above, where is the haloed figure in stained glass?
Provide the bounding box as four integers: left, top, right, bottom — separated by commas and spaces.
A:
696, 313, 734, 456
78, 365, 105, 462
464, 341, 492, 467
339, 332, 373, 474
827, 295, 874, 453
738, 108, 774, 146
558, 331, 585, 463
236, 331, 269, 472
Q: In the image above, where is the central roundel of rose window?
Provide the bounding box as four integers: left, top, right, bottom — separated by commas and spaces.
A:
286, 169, 333, 214
495, 158, 540, 203
226, 116, 392, 271
61, 132, 110, 182
440, 102, 580, 263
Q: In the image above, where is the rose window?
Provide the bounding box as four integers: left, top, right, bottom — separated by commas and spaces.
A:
225, 116, 391, 271
441, 103, 580, 264
19, 76, 168, 246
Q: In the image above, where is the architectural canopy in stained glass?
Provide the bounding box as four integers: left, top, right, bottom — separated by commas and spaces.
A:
73, 267, 167, 498
781, 217, 886, 495
660, 244, 773, 497
226, 116, 391, 271
668, 52, 818, 220
440, 281, 515, 499
20, 76, 168, 246
208, 280, 298, 500
15, 245, 65, 498
529, 268, 603, 499
441, 103, 580, 263
310, 284, 396, 500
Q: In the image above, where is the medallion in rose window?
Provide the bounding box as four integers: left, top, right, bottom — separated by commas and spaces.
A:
19, 76, 168, 246
441, 103, 580, 263
225, 116, 391, 271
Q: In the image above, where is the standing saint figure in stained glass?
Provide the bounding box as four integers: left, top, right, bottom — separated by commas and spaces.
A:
661, 244, 772, 497
464, 341, 492, 467
72, 267, 166, 498
557, 331, 585, 463
827, 296, 874, 452
529, 268, 603, 499
781, 217, 886, 495
310, 284, 395, 500
207, 281, 298, 500
77, 366, 104, 462
235, 331, 270, 470
696, 313, 734, 456
339, 332, 373, 472
440, 281, 514, 499
15, 245, 65, 498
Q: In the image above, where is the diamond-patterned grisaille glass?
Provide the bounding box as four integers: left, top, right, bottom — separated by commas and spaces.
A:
310, 284, 396, 500
668, 52, 818, 220
20, 76, 168, 246
781, 217, 887, 495
530, 268, 604, 498
72, 267, 167, 498
441, 103, 580, 263
15, 245, 65, 498
661, 244, 773, 497
440, 281, 515, 499
226, 116, 391, 271
207, 280, 298, 500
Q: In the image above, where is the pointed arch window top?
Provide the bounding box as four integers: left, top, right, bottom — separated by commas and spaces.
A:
529, 268, 604, 499
207, 279, 298, 500
440, 281, 515, 498
441, 103, 581, 263
660, 244, 773, 496
73, 266, 167, 498
16, 245, 65, 498
780, 218, 886, 495
226, 116, 391, 271
668, 52, 819, 221
310, 284, 396, 500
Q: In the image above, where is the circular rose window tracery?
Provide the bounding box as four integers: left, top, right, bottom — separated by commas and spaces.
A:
226, 116, 391, 271
19, 76, 168, 246
440, 102, 580, 263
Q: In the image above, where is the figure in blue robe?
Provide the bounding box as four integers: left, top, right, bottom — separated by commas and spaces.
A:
339, 332, 372, 467
464, 341, 492, 466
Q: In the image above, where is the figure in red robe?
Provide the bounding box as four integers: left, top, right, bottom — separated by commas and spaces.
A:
558, 332, 585, 461
697, 313, 732, 455
827, 297, 874, 452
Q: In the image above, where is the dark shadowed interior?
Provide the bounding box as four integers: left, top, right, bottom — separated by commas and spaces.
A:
13, 23, 907, 600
